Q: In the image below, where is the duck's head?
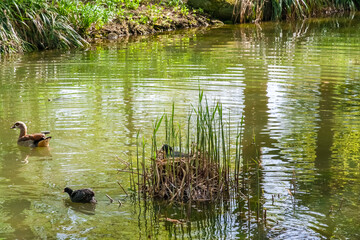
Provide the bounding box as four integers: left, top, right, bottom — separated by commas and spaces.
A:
63, 187, 73, 194
10, 121, 26, 130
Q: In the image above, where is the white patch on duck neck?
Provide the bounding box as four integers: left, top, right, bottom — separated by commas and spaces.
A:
17, 123, 27, 138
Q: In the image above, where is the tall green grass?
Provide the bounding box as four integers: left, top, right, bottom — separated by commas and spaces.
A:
0, 0, 87, 54
56, 0, 119, 35
0, 0, 192, 54
0, 0, 144, 54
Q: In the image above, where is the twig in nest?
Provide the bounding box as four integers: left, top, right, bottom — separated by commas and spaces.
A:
117, 169, 144, 176
106, 194, 114, 203
117, 169, 131, 173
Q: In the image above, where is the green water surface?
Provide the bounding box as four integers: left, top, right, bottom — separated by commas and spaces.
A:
1, 14, 360, 239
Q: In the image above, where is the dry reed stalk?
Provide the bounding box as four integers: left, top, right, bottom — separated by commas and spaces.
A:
106, 194, 114, 203
141, 148, 225, 202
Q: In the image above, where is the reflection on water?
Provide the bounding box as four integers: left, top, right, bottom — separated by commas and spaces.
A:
64, 200, 96, 215
1, 13, 360, 239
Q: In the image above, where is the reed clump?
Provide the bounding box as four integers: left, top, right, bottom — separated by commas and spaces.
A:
133, 91, 244, 202
143, 147, 222, 201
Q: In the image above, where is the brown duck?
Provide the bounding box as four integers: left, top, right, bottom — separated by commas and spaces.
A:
11, 121, 51, 147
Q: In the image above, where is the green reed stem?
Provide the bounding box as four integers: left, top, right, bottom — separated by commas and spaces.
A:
136, 130, 140, 194
142, 135, 146, 196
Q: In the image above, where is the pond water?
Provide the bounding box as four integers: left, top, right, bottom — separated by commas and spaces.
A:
1, 13, 360, 239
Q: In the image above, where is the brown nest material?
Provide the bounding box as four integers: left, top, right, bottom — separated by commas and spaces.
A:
141, 148, 229, 202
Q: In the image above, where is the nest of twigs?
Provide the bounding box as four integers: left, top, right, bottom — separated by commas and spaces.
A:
141, 148, 229, 202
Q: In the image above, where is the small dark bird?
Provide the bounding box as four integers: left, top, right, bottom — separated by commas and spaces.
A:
160, 144, 189, 157
63, 187, 97, 203
161, 144, 173, 156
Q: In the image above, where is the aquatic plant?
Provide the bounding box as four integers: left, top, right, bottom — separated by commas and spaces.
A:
117, 90, 267, 225
0, 0, 87, 54
125, 91, 244, 201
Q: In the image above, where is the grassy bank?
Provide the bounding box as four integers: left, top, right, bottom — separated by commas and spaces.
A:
0, 0, 214, 55
1, 0, 359, 55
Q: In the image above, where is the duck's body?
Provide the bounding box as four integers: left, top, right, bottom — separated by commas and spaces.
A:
11, 121, 51, 147
63, 187, 97, 204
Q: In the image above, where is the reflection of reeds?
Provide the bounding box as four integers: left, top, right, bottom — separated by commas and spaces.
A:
233, 0, 358, 23
136, 91, 244, 202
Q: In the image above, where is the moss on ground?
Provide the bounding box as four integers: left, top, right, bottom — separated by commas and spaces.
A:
86, 5, 222, 41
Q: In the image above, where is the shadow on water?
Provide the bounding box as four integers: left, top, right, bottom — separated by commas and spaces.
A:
0, 147, 38, 238
63, 200, 96, 215
17, 146, 52, 164
134, 197, 269, 239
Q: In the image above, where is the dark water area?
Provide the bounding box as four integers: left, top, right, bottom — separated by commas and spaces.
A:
1, 13, 360, 239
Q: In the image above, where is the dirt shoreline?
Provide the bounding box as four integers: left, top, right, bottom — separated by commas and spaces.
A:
86, 5, 223, 42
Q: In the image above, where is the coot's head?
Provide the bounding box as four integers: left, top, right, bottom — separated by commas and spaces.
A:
161, 144, 173, 155
63, 187, 73, 194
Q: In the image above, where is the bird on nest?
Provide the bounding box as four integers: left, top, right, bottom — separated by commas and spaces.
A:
160, 144, 189, 157
11, 121, 51, 147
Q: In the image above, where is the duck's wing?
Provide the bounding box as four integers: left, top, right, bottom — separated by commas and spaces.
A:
18, 133, 47, 147
37, 136, 52, 147
19, 133, 45, 142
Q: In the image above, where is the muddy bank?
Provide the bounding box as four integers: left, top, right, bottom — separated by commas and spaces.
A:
86, 5, 223, 41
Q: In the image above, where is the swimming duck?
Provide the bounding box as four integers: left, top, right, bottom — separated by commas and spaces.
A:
11, 121, 51, 147
63, 187, 97, 204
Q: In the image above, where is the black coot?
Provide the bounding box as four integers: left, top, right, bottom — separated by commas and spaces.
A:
63, 187, 97, 203
160, 144, 189, 157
